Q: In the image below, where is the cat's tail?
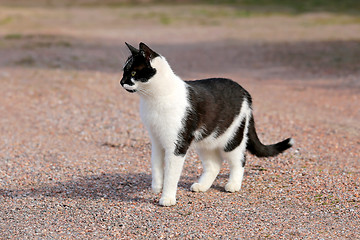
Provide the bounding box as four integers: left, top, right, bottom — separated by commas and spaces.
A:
246, 115, 293, 157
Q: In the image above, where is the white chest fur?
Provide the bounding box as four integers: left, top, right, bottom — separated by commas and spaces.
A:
139, 94, 186, 149
138, 58, 189, 150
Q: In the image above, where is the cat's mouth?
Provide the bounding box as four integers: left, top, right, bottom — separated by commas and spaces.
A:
122, 83, 137, 93
125, 89, 137, 93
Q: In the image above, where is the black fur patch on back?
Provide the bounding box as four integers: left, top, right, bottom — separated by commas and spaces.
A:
174, 106, 197, 156
174, 78, 252, 156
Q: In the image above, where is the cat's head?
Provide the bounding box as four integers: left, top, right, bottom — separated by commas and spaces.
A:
120, 42, 159, 93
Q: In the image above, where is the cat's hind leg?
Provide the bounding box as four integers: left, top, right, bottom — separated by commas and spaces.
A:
191, 148, 222, 192
221, 146, 246, 193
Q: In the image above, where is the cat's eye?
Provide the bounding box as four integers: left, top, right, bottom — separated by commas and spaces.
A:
131, 71, 136, 77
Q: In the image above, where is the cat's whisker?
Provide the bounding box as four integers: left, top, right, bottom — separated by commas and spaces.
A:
137, 88, 147, 96
138, 88, 153, 98
138, 89, 149, 97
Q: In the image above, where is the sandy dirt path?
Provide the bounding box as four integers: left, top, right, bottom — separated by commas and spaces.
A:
0, 5, 359, 238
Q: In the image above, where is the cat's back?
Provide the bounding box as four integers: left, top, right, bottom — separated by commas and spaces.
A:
184, 78, 252, 149
185, 78, 251, 107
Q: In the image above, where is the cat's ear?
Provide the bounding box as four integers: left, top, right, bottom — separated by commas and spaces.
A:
139, 42, 159, 62
125, 42, 139, 55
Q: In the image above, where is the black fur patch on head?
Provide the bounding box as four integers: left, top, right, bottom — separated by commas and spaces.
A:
139, 42, 159, 62
122, 53, 156, 82
123, 56, 134, 72
125, 42, 139, 55
173, 78, 252, 156
120, 42, 159, 91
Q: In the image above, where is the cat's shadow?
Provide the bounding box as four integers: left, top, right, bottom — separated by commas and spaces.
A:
0, 172, 153, 204
179, 172, 253, 193
1, 171, 257, 203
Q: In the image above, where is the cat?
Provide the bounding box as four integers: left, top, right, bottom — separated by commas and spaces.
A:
120, 42, 293, 206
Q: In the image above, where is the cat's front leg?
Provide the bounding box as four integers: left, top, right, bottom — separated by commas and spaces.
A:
150, 139, 165, 194
159, 152, 186, 206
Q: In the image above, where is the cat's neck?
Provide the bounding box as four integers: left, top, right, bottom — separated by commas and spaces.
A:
138, 57, 185, 99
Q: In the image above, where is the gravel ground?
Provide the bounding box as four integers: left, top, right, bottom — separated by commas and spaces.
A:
0, 5, 359, 239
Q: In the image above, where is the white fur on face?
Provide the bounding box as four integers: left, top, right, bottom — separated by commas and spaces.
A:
123, 78, 136, 90
123, 83, 137, 91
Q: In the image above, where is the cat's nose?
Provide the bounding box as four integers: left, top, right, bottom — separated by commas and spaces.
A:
120, 77, 125, 86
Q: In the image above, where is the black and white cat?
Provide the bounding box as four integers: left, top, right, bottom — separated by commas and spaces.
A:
120, 42, 293, 206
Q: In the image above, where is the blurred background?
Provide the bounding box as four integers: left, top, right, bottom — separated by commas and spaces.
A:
1, 0, 359, 11
0, 0, 359, 81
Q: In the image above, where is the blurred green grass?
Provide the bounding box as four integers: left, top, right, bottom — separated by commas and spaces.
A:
202, 0, 360, 13
0, 0, 359, 14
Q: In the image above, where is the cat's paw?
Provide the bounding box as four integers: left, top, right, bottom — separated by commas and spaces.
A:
190, 183, 208, 192
152, 185, 162, 194
152, 180, 163, 193
225, 183, 241, 193
159, 196, 176, 206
